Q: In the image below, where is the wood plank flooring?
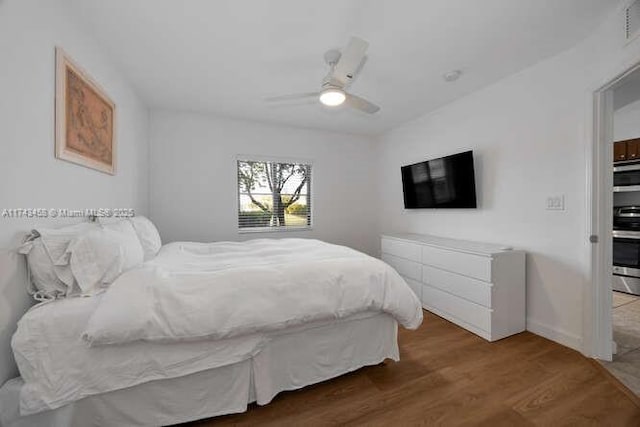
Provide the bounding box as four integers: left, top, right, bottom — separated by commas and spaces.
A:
185, 311, 640, 426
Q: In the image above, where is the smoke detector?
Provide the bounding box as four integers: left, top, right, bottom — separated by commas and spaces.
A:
443, 70, 462, 82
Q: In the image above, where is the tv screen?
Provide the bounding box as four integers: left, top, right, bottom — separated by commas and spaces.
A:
401, 151, 477, 209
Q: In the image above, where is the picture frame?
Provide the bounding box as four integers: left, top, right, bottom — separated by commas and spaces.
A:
55, 47, 117, 175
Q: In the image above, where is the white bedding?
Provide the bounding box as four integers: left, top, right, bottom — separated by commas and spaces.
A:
12, 295, 266, 415
12, 238, 422, 415
4, 313, 398, 427
83, 239, 422, 346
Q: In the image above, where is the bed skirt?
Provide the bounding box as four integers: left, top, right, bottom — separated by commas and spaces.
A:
0, 313, 399, 427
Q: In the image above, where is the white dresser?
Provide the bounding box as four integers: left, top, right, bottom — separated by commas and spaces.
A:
381, 233, 525, 342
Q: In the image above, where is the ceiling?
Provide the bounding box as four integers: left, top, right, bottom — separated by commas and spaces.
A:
64, 0, 618, 136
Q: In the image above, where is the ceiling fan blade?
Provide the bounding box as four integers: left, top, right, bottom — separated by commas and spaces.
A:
265, 92, 319, 102
332, 37, 368, 87
346, 93, 380, 114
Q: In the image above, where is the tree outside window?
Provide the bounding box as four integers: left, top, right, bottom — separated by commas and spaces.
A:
237, 160, 311, 230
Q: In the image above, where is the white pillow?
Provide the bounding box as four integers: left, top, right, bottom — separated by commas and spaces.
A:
18, 239, 69, 299
18, 222, 97, 300
68, 221, 144, 294
101, 220, 145, 270
128, 216, 162, 261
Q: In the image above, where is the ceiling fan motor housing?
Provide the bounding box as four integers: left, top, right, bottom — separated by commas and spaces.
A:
324, 49, 342, 66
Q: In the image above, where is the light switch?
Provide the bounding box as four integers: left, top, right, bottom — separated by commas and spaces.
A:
546, 195, 565, 211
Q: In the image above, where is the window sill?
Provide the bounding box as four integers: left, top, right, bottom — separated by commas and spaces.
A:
238, 226, 313, 234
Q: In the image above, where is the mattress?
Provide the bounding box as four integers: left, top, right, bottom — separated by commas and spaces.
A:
1, 313, 399, 427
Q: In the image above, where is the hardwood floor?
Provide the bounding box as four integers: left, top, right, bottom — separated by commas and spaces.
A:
185, 311, 640, 426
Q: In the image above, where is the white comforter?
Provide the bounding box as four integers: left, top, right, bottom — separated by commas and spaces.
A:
83, 239, 423, 346
12, 296, 266, 415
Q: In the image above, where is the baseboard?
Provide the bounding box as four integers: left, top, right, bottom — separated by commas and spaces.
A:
526, 318, 583, 352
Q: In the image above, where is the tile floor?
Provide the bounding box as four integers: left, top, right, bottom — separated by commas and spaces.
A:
601, 291, 640, 394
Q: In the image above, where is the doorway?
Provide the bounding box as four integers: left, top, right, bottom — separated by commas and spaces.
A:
592, 63, 640, 393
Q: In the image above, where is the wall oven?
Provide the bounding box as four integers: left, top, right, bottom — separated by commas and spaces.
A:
614, 163, 640, 192
613, 206, 640, 295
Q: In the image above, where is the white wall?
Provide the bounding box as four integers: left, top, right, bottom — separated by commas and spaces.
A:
150, 111, 378, 255
614, 98, 640, 141
375, 2, 640, 351
0, 0, 149, 384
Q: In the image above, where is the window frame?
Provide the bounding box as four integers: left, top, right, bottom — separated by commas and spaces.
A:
236, 155, 314, 234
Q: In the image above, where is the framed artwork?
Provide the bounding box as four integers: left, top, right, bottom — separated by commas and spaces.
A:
55, 47, 116, 174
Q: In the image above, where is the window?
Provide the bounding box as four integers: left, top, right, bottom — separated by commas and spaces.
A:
237, 159, 312, 231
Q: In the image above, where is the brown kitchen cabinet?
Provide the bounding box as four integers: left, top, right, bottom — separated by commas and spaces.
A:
614, 138, 640, 163
627, 139, 640, 161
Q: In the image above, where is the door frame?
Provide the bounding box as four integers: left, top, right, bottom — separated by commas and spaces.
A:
587, 60, 640, 360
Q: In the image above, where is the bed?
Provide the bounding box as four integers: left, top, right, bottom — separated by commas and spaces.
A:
0, 221, 422, 427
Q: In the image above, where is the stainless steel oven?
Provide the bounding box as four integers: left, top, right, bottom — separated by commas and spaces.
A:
613, 207, 640, 295
614, 163, 640, 192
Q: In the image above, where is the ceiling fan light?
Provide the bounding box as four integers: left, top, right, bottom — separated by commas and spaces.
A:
319, 88, 346, 106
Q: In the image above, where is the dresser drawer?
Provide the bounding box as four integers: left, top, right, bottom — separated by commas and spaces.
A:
403, 276, 422, 300
421, 246, 492, 282
422, 266, 492, 307
382, 253, 422, 281
381, 238, 421, 262
421, 284, 491, 332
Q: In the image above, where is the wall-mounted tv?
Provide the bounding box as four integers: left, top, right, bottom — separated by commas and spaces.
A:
401, 150, 477, 209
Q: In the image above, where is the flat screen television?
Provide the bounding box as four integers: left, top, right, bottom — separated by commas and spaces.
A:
401, 150, 477, 209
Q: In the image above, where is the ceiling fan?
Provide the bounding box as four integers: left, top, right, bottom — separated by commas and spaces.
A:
265, 36, 380, 114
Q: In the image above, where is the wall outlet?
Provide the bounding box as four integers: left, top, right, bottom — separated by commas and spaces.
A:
546, 195, 565, 211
